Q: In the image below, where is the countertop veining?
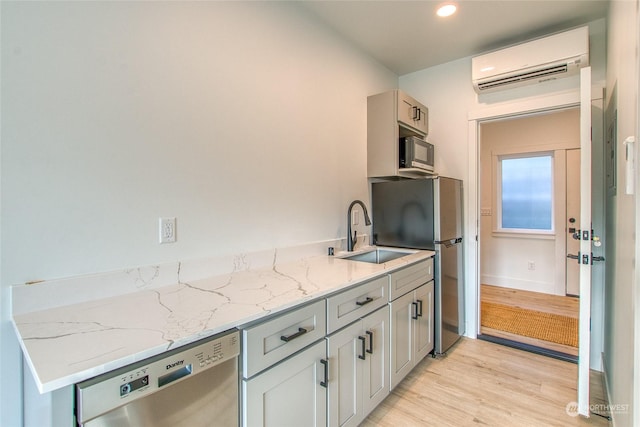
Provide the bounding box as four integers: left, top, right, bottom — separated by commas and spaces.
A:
12, 243, 434, 393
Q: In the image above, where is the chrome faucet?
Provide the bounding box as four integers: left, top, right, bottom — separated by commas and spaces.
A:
347, 200, 372, 251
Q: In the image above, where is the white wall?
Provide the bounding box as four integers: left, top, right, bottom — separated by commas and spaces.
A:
401, 20, 606, 343
0, 2, 397, 424
480, 109, 580, 296
604, 1, 638, 426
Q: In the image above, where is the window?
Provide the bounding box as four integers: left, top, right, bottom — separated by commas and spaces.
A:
498, 153, 553, 232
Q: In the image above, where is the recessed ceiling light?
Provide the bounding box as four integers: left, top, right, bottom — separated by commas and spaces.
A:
437, 3, 457, 17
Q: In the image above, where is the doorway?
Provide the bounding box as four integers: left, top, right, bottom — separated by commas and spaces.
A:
477, 108, 581, 359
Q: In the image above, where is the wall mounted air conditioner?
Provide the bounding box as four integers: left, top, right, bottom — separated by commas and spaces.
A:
472, 26, 589, 93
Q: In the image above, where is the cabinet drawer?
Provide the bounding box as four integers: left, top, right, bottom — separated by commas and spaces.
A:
242, 300, 326, 378
389, 258, 433, 300
327, 276, 388, 334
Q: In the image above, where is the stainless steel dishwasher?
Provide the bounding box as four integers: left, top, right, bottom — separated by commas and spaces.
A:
75, 329, 240, 427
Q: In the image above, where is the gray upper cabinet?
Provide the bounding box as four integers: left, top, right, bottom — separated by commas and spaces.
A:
367, 89, 429, 178
396, 90, 428, 134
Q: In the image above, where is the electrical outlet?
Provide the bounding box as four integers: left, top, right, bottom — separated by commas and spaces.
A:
481, 208, 492, 216
528, 261, 535, 270
159, 217, 176, 244
352, 209, 359, 225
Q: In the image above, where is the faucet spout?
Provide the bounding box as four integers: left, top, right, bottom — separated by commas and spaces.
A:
347, 200, 372, 252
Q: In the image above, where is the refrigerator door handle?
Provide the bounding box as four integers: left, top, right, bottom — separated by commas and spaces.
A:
436, 238, 463, 248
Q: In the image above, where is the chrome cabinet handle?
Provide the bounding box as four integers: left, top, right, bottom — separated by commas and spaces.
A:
280, 327, 308, 342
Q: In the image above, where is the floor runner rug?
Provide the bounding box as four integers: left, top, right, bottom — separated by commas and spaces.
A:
481, 301, 578, 347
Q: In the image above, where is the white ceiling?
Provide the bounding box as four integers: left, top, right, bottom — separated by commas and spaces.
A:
300, 0, 609, 75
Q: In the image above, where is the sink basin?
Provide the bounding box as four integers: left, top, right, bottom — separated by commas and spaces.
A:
340, 248, 415, 264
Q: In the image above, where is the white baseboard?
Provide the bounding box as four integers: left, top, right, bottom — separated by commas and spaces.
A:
481, 274, 557, 295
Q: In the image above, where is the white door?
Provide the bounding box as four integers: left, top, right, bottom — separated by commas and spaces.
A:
566, 149, 581, 296
577, 66, 592, 417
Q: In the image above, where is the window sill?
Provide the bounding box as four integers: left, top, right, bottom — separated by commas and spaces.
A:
491, 230, 556, 240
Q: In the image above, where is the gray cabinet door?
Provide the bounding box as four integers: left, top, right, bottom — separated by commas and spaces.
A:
414, 282, 434, 361
242, 341, 327, 427
327, 322, 363, 427
390, 291, 415, 390
361, 306, 390, 418
327, 305, 390, 427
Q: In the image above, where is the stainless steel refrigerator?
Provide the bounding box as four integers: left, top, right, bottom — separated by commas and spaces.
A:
371, 177, 464, 355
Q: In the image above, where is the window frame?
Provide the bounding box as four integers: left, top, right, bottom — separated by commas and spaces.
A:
493, 150, 556, 237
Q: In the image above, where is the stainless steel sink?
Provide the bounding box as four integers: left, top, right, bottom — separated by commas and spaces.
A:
340, 248, 415, 264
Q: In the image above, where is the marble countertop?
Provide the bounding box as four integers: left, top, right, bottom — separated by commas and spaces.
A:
12, 245, 434, 393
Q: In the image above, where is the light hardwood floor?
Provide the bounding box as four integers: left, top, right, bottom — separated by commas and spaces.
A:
362, 338, 609, 426
481, 284, 579, 317
480, 284, 579, 356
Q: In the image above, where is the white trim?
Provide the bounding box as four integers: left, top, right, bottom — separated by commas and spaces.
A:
634, 2, 640, 425
481, 274, 556, 294
469, 88, 582, 342
577, 66, 592, 417
468, 120, 480, 340
468, 90, 581, 121
490, 231, 555, 239
493, 151, 555, 234
555, 149, 569, 297
469, 85, 604, 335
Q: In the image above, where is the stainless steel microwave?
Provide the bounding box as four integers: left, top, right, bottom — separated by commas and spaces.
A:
399, 136, 434, 173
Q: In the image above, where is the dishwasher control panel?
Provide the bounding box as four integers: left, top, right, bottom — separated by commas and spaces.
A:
76, 330, 240, 424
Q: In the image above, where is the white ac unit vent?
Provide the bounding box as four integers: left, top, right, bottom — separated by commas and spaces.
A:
472, 26, 589, 94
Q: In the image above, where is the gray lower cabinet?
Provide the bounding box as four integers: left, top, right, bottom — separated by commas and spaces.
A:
241, 257, 435, 427
389, 280, 434, 390
241, 300, 327, 427
242, 340, 327, 427
326, 305, 390, 427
